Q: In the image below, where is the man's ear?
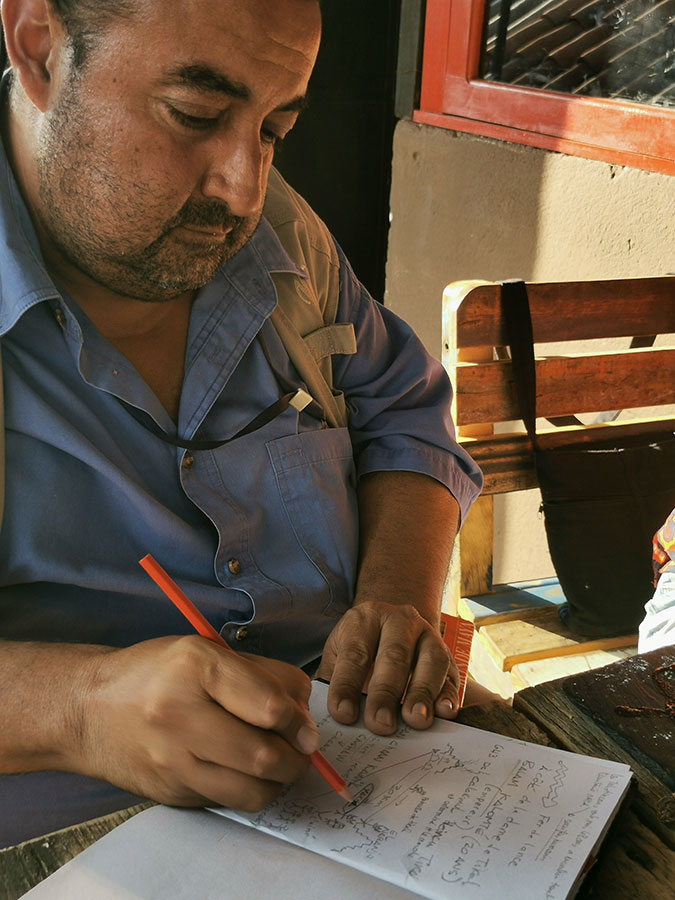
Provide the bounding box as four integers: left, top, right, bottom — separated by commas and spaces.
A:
2, 0, 65, 111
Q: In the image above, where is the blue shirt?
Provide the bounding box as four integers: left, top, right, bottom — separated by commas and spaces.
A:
0, 152, 481, 664
0, 144, 482, 844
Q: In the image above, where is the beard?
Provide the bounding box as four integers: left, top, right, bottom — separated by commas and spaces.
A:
35, 78, 260, 302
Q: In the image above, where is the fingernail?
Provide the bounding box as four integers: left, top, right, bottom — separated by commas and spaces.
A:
437, 699, 456, 717
375, 706, 394, 729
337, 698, 356, 721
296, 724, 320, 755
412, 702, 429, 720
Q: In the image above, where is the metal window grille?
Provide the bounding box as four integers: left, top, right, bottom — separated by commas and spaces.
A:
480, 0, 675, 108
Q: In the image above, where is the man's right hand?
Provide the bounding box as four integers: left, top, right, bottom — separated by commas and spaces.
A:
73, 636, 318, 811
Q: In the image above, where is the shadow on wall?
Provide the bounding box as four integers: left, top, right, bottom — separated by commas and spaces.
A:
385, 122, 547, 360
274, 0, 400, 302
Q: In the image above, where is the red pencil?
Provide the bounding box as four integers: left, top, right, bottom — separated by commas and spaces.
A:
139, 553, 353, 802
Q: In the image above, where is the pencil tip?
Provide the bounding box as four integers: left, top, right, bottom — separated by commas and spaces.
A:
339, 786, 354, 803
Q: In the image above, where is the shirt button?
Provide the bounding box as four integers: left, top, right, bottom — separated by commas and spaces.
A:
227, 557, 241, 576
53, 307, 66, 327
181, 452, 194, 470
234, 625, 248, 641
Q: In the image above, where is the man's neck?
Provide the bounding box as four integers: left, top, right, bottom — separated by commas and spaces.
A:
88, 291, 195, 424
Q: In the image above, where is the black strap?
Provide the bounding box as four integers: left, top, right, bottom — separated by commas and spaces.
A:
501, 279, 539, 449
120, 392, 300, 451
118, 333, 327, 452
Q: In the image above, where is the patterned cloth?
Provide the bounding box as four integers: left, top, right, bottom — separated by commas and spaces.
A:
639, 508, 675, 654
652, 508, 675, 585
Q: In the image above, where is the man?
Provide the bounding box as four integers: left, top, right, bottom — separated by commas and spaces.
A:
0, 0, 482, 846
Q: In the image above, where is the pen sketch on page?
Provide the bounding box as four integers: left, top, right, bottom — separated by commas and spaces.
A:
214, 682, 631, 900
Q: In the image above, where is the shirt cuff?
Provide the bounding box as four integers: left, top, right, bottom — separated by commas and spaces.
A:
355, 442, 483, 526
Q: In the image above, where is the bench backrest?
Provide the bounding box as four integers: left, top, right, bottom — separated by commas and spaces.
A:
443, 276, 675, 495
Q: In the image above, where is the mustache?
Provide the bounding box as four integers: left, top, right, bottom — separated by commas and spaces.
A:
166, 199, 246, 232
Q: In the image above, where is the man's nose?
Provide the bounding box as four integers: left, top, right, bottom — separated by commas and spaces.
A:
199, 132, 267, 219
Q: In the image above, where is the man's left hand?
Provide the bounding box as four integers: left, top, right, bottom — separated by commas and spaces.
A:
317, 599, 459, 735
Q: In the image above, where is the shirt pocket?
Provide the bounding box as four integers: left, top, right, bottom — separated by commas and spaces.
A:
266, 427, 358, 616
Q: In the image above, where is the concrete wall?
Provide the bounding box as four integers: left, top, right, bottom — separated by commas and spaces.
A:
385, 120, 675, 583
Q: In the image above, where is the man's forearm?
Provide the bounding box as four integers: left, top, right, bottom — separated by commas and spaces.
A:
355, 470, 460, 626
0, 640, 110, 773
0, 636, 320, 813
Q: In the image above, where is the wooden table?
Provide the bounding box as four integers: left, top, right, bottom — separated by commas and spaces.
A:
1, 678, 673, 900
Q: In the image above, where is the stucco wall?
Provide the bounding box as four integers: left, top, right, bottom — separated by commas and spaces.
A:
385, 120, 675, 583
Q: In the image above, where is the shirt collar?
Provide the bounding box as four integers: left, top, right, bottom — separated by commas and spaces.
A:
0, 123, 61, 336
246, 212, 310, 279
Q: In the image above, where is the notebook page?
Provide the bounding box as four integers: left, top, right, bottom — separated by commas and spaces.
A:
213, 681, 632, 900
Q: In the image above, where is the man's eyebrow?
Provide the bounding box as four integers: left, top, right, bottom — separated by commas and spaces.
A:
278, 94, 308, 113
161, 64, 308, 112
162, 65, 250, 99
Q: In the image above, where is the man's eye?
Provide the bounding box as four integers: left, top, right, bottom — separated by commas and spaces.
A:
261, 128, 284, 148
167, 105, 218, 131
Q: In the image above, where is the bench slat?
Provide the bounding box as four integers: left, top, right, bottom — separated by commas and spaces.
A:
450, 277, 675, 348
455, 347, 675, 425
461, 418, 675, 494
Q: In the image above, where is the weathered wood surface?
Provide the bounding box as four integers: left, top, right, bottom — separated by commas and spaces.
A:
450, 277, 675, 348
0, 803, 152, 900
455, 697, 553, 743
582, 808, 675, 900
563, 648, 675, 789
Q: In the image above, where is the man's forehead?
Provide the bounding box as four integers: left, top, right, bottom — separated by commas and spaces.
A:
133, 0, 321, 42
104, 0, 321, 90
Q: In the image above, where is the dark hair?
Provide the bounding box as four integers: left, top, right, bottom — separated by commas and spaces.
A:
48, 1, 136, 67
0, 3, 134, 74
1, 1, 320, 74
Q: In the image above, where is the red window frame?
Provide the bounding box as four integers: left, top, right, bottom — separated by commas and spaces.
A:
413, 0, 675, 176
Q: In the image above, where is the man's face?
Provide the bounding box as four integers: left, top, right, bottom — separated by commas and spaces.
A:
33, 0, 321, 302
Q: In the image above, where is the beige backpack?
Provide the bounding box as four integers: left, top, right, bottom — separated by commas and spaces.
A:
264, 167, 356, 427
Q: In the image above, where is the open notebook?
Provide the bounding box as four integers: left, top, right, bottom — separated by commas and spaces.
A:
23, 681, 632, 900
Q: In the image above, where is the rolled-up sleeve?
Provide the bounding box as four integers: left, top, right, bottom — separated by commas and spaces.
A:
332, 248, 483, 524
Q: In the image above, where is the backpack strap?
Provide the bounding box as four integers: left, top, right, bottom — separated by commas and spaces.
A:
263, 167, 356, 429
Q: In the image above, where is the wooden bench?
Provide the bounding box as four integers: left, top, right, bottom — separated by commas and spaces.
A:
441, 276, 675, 694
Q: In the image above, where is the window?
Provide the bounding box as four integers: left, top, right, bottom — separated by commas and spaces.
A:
413, 0, 675, 174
